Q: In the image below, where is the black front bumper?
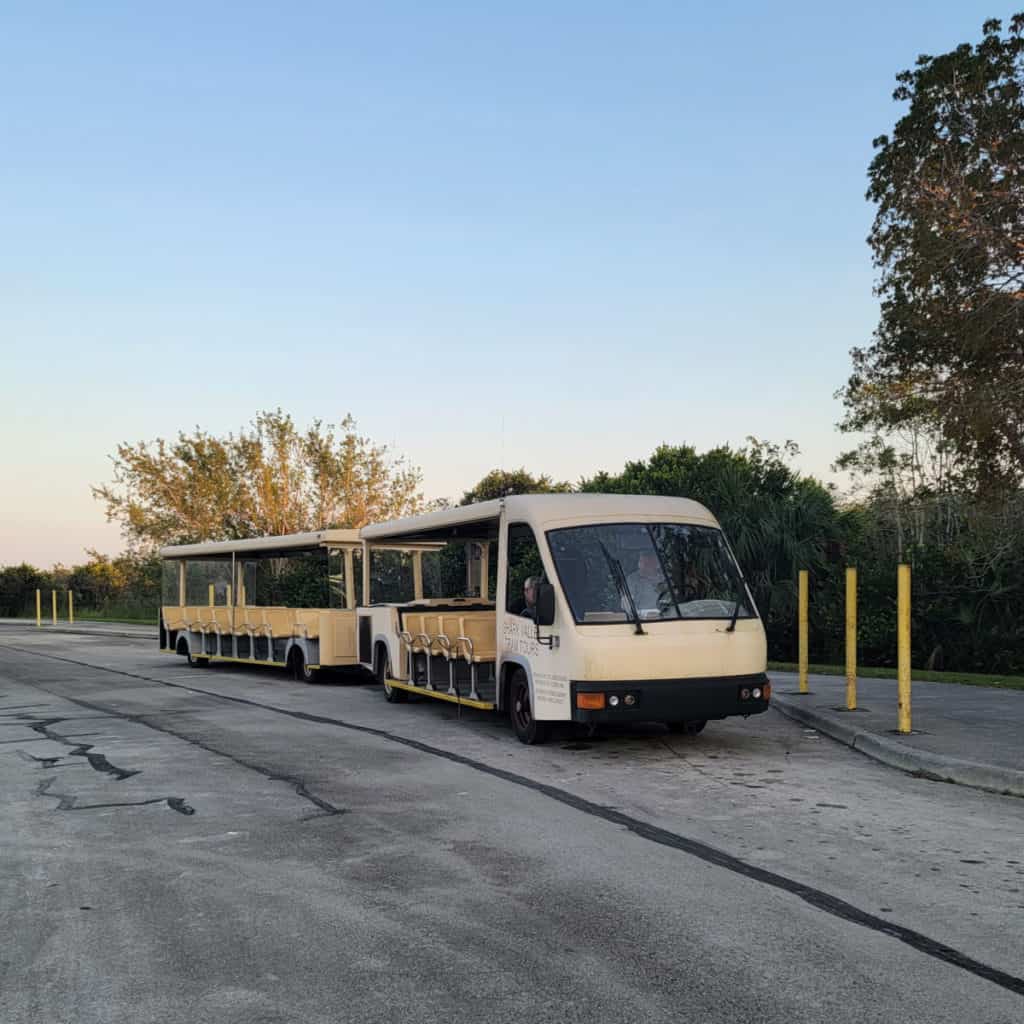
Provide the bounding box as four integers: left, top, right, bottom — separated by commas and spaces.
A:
570, 673, 770, 724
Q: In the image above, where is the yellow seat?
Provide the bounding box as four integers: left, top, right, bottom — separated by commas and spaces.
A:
419, 614, 447, 689
455, 613, 496, 700
437, 614, 465, 694
162, 607, 186, 631
262, 608, 293, 640
456, 615, 497, 662
396, 613, 426, 683
234, 605, 261, 659
258, 609, 287, 661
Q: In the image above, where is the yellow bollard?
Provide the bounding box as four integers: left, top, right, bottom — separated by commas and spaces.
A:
68, 590, 74, 624
36, 589, 41, 627
798, 570, 809, 693
897, 564, 911, 734
52, 589, 57, 625
845, 567, 857, 710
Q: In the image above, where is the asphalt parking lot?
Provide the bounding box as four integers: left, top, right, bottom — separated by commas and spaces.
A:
2, 624, 1023, 1023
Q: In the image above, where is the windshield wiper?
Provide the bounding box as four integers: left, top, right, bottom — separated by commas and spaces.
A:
726, 577, 749, 633
599, 541, 646, 636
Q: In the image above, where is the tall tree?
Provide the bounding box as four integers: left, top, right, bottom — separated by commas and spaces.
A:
460, 468, 572, 505
840, 14, 1024, 494
94, 411, 425, 547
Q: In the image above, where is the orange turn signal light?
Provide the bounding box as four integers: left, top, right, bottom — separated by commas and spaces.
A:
763, 681, 772, 700
576, 692, 606, 710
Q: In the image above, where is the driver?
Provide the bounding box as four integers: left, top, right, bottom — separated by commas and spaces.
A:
626, 551, 666, 610
519, 576, 540, 620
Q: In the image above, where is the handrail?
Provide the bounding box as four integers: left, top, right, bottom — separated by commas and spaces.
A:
414, 633, 433, 689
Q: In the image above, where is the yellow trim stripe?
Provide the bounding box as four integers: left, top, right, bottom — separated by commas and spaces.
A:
385, 677, 495, 710
161, 649, 339, 669
203, 654, 290, 667
161, 650, 288, 668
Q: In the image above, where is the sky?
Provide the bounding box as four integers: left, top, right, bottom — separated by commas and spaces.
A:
0, 1, 1004, 565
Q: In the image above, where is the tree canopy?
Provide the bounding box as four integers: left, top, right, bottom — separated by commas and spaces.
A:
94, 411, 425, 548
580, 440, 841, 638
840, 13, 1024, 494
459, 468, 572, 505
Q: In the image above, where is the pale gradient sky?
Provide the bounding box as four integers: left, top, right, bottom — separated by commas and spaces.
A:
0, 2, 1000, 566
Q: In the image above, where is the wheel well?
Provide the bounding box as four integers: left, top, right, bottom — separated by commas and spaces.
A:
175, 636, 189, 656
374, 641, 389, 675
499, 662, 523, 710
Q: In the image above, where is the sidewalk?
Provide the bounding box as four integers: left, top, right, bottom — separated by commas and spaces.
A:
771, 671, 1024, 798
0, 618, 158, 640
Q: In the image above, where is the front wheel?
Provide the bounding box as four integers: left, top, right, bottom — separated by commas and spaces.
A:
667, 719, 707, 736
510, 671, 549, 745
186, 647, 208, 667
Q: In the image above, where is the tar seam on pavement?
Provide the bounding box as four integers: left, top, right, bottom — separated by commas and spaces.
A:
6, 700, 344, 822
24, 717, 140, 779
4, 641, 1023, 1000
34, 776, 195, 815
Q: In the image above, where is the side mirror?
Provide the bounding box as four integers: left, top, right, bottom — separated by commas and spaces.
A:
535, 582, 556, 627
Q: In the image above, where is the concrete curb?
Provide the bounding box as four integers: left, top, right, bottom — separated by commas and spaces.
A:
0, 623, 157, 641
772, 694, 1024, 799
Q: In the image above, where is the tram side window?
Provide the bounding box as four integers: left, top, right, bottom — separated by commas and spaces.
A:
328, 549, 347, 609
240, 549, 330, 608
369, 550, 414, 603
506, 524, 545, 617
161, 560, 180, 606
421, 542, 487, 600
185, 559, 233, 606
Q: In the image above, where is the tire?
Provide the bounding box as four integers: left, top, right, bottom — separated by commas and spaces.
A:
378, 647, 407, 703
290, 648, 319, 684
510, 670, 549, 745
184, 642, 208, 667
667, 719, 707, 736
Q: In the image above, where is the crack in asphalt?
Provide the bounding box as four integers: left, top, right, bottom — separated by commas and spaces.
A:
2, 640, 1023, 999
9, 705, 342, 821
2, 662, 343, 821
21, 717, 140, 780
35, 777, 195, 814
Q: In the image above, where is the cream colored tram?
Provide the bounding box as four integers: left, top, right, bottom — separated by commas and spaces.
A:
159, 531, 364, 682
357, 494, 770, 744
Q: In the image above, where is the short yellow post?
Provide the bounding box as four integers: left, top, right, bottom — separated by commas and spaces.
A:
897, 564, 911, 734
68, 590, 74, 624
51, 589, 57, 624
798, 570, 809, 693
208, 583, 215, 607
35, 589, 41, 627
845, 567, 857, 710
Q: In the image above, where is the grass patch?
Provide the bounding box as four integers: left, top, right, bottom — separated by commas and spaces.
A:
73, 611, 158, 626
768, 661, 1024, 691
